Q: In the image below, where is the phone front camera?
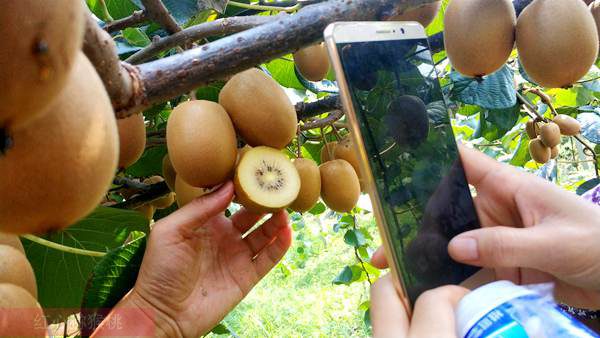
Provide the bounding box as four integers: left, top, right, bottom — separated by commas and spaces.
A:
401, 28, 405, 34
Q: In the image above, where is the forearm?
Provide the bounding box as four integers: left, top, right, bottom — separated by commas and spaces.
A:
90, 290, 181, 338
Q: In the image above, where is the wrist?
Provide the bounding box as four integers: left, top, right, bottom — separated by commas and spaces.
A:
91, 289, 182, 338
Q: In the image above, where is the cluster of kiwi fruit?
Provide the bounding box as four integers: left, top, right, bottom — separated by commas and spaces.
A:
0, 1, 122, 235
444, 0, 599, 88
527, 114, 582, 164
0, 232, 46, 336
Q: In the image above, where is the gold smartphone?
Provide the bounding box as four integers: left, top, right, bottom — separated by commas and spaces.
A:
324, 22, 482, 313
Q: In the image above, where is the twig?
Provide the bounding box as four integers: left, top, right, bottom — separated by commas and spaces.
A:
113, 182, 171, 209
22, 235, 106, 257
104, 10, 148, 33
296, 95, 342, 120
300, 110, 344, 130
228, 0, 301, 12
352, 214, 372, 285
140, 0, 181, 34
126, 15, 279, 64
113, 177, 151, 191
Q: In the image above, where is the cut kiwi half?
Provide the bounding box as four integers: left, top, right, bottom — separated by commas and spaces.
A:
234, 146, 300, 214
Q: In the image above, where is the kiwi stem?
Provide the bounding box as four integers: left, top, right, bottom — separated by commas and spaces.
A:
296, 127, 303, 158
331, 124, 342, 141
320, 127, 334, 160
351, 214, 372, 285
228, 1, 301, 12
21, 234, 106, 257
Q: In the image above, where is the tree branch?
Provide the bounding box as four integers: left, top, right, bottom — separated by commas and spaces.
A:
113, 177, 150, 191
83, 12, 140, 112
140, 0, 181, 34
126, 15, 280, 64
296, 95, 342, 119
104, 10, 148, 33
113, 182, 171, 209
300, 110, 344, 130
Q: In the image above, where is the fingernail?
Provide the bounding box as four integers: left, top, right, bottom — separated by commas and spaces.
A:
449, 237, 479, 261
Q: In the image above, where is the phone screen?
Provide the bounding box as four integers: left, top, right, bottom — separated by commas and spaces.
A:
336, 37, 481, 303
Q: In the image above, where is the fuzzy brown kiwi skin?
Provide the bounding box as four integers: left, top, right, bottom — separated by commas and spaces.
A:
162, 154, 177, 192
294, 43, 330, 82
0, 232, 24, 254
289, 158, 321, 213
529, 138, 551, 164
319, 159, 360, 213
0, 245, 37, 299
539, 122, 561, 148
526, 120, 540, 139
390, 1, 441, 27
551, 145, 560, 159
553, 114, 581, 136
0, 284, 47, 337
117, 113, 146, 169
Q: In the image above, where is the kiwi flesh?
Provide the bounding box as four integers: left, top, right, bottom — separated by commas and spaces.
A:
234, 146, 301, 214
0, 0, 84, 131
143, 176, 175, 209
0, 53, 119, 234
319, 159, 360, 213
167, 100, 237, 188
0, 245, 37, 299
117, 113, 146, 169
320, 142, 338, 163
390, 1, 441, 27
444, 0, 516, 77
0, 232, 24, 254
162, 154, 177, 192
175, 176, 212, 207
385, 96, 429, 148
539, 122, 561, 148
294, 43, 330, 82
0, 283, 47, 337
526, 120, 540, 139
553, 114, 581, 136
529, 138, 551, 164
219, 68, 298, 149
517, 0, 599, 88
289, 158, 321, 212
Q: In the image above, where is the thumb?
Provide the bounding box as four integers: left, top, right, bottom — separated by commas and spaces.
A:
448, 226, 550, 270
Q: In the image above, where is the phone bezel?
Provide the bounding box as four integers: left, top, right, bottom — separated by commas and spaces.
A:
324, 21, 430, 315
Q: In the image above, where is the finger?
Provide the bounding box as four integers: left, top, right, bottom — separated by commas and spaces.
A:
408, 285, 469, 338
244, 210, 289, 254
160, 181, 234, 231
370, 274, 409, 338
231, 208, 264, 234
458, 145, 504, 188
252, 222, 293, 278
448, 226, 549, 270
371, 246, 389, 269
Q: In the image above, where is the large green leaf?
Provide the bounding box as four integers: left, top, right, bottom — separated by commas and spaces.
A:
23, 207, 149, 319
80, 234, 147, 336
450, 65, 516, 109
264, 57, 305, 90
125, 145, 168, 177
88, 0, 140, 20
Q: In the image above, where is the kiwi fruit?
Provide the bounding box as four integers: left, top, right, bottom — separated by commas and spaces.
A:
294, 43, 330, 82
162, 154, 177, 192
117, 113, 146, 169
289, 158, 321, 212
553, 114, 581, 136
219, 68, 298, 149
551, 145, 560, 159
320, 141, 338, 163
385, 95, 429, 148
444, 0, 516, 77
167, 100, 237, 188
135, 204, 155, 221
591, 1, 600, 46
0, 0, 84, 131
539, 122, 561, 148
526, 119, 540, 139
234, 146, 301, 213
0, 283, 47, 337
0, 53, 118, 234
517, 0, 599, 88
334, 136, 365, 190
143, 176, 175, 209
319, 159, 360, 213
175, 176, 212, 207
0, 232, 24, 254
390, 1, 441, 27
0, 245, 37, 298
529, 138, 551, 164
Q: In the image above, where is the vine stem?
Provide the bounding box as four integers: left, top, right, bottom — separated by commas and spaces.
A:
228, 0, 301, 12
352, 214, 372, 285
22, 235, 106, 257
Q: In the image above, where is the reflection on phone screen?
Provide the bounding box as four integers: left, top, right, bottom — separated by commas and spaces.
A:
337, 38, 481, 303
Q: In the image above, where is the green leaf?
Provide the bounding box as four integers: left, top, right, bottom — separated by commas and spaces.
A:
449, 65, 516, 109
23, 207, 149, 320
344, 229, 366, 247
264, 57, 305, 90
509, 136, 530, 166
80, 234, 147, 335
92, 0, 140, 20
125, 145, 168, 177
210, 323, 232, 335
196, 81, 225, 102
308, 202, 326, 215
123, 28, 151, 47
333, 265, 360, 285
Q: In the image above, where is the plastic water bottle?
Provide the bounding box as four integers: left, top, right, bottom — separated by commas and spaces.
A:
456, 281, 599, 338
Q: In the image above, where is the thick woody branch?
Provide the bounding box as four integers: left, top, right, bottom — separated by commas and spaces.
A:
123, 0, 434, 117
300, 110, 344, 130
140, 0, 181, 34
83, 12, 139, 112
126, 15, 282, 64
296, 95, 342, 119
104, 10, 148, 33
